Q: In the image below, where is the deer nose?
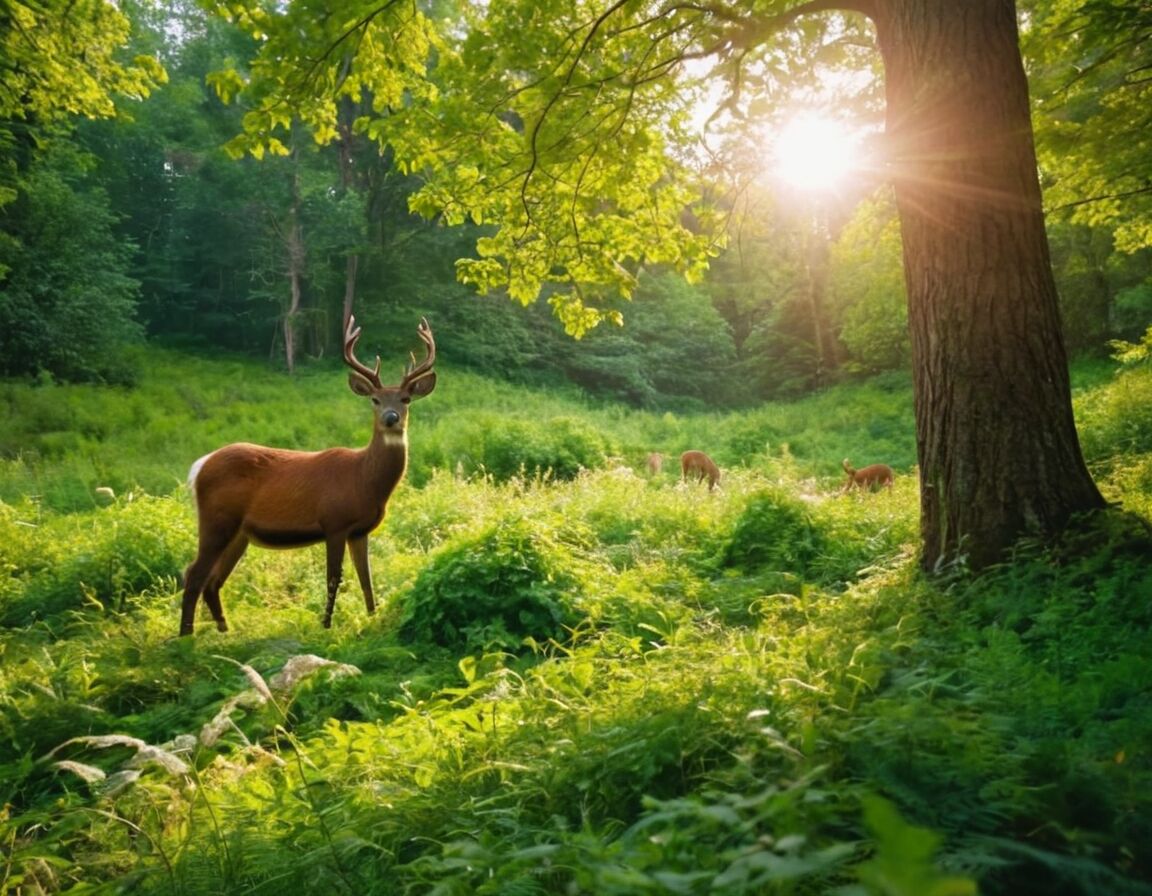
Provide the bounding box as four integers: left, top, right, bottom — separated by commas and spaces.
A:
383, 409, 401, 428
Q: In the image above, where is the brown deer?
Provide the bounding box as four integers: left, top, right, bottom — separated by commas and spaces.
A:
841, 458, 894, 492
681, 450, 721, 491
179, 316, 436, 636
646, 452, 664, 476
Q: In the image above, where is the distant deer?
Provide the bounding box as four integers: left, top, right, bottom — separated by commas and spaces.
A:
179, 317, 437, 636
842, 458, 894, 493
681, 450, 721, 491
646, 452, 664, 476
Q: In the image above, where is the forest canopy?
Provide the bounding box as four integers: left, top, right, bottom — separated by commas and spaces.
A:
0, 1, 1147, 396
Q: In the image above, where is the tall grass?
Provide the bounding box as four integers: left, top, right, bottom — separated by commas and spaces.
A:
0, 350, 1149, 895
0, 347, 918, 512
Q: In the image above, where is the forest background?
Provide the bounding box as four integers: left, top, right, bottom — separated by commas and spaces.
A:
2, 1, 1149, 402
3, 1, 1152, 895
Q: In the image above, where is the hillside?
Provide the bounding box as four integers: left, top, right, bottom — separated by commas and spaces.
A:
1, 350, 1150, 895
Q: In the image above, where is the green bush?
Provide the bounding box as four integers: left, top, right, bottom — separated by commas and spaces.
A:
432, 413, 616, 482
398, 517, 587, 653
489, 416, 614, 480
720, 488, 824, 576
0, 494, 193, 627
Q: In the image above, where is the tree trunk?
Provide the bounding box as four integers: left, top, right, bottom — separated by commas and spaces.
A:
870, 0, 1105, 570
283, 167, 305, 374
342, 252, 359, 333
337, 87, 361, 336
804, 213, 839, 381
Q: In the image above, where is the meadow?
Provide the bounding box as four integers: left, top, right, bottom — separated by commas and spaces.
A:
1, 347, 1151, 895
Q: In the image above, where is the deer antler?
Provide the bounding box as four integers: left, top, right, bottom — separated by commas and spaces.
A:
343, 315, 382, 388
402, 317, 436, 387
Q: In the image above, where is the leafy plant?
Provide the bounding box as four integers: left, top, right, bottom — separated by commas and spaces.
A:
720, 487, 824, 576
0, 493, 191, 626
398, 516, 589, 652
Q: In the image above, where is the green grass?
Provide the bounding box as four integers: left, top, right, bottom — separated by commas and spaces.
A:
0, 350, 1150, 895
0, 346, 917, 513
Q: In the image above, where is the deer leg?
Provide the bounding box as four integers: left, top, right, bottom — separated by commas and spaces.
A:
181, 529, 234, 636
180, 563, 207, 637
348, 536, 376, 615
201, 536, 248, 633
323, 537, 347, 628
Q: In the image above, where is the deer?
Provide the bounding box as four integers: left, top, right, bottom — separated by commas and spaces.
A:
841, 458, 894, 493
646, 452, 664, 476
178, 316, 436, 636
681, 450, 721, 491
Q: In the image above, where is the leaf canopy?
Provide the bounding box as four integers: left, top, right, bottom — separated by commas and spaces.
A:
206, 0, 876, 334
0, 0, 165, 124
1025, 0, 1152, 252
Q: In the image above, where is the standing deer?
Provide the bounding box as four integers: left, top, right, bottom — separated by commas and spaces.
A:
646, 452, 664, 476
841, 458, 894, 492
681, 450, 721, 491
179, 316, 436, 636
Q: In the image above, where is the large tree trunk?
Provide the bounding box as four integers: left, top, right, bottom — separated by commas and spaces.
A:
870, 0, 1105, 570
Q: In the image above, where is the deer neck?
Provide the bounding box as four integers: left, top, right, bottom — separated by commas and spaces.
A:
361, 427, 409, 499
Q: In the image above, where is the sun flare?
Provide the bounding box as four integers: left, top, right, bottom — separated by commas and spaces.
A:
771, 115, 861, 192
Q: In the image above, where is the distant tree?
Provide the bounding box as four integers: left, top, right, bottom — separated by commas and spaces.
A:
1045, 222, 1124, 356
564, 272, 738, 407
829, 195, 909, 374
0, 145, 142, 382
1024, 1, 1152, 357
0, 0, 162, 381
704, 178, 826, 399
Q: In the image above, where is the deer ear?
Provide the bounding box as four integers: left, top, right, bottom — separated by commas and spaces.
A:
348, 372, 375, 396
407, 371, 437, 400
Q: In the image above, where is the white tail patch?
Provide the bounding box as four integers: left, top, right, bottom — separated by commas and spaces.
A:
187, 453, 213, 489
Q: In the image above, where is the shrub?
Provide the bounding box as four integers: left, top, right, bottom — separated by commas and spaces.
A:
427, 412, 616, 482
0, 494, 192, 627
720, 488, 824, 576
483, 416, 614, 481
398, 517, 587, 653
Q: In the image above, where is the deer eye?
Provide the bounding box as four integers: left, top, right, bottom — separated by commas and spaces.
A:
401, 396, 411, 404
371, 397, 381, 406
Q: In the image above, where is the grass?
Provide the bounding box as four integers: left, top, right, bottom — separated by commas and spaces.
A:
0, 349, 1150, 895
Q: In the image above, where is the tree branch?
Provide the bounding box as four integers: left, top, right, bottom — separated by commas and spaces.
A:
1049, 183, 1152, 214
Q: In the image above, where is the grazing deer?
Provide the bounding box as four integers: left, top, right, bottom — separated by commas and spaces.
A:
842, 458, 894, 492
646, 452, 664, 476
681, 450, 721, 491
179, 317, 437, 636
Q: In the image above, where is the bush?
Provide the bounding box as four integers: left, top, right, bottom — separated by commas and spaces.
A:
398, 517, 587, 653
439, 413, 616, 482
0, 494, 192, 627
720, 488, 824, 576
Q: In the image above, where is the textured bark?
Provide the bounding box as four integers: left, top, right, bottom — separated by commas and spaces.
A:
869, 0, 1105, 569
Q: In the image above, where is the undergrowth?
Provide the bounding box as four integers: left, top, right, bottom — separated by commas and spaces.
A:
0, 352, 1149, 895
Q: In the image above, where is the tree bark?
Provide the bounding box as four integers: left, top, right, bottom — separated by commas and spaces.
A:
283, 166, 305, 375
337, 86, 361, 337
869, 0, 1105, 570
